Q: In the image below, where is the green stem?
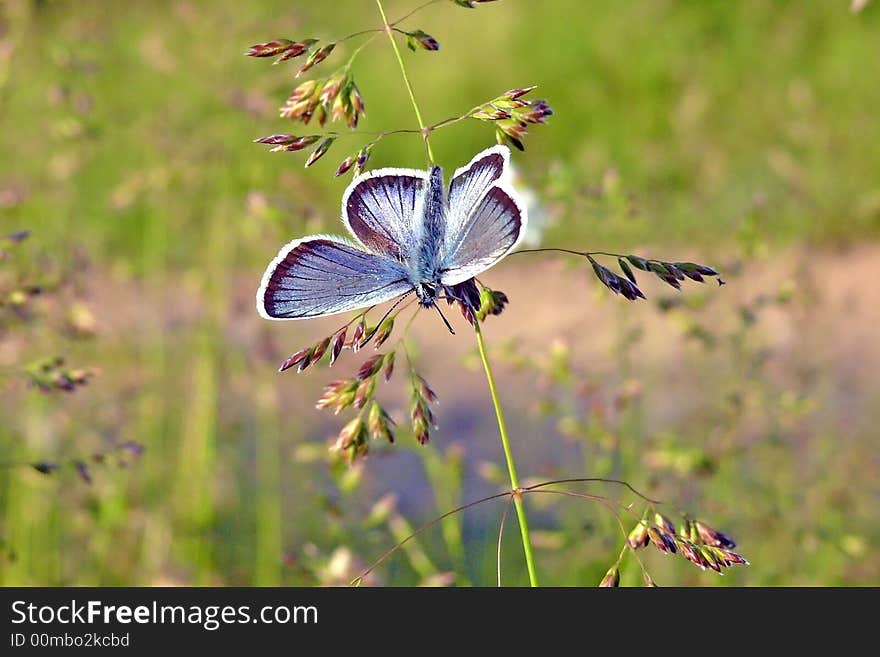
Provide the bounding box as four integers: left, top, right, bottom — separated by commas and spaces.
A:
390, 0, 444, 26
474, 321, 539, 586
344, 32, 379, 70
515, 247, 630, 260
375, 0, 435, 163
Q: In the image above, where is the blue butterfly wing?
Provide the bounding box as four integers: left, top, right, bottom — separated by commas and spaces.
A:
445, 145, 509, 238
257, 236, 413, 320
341, 168, 429, 263
440, 146, 526, 286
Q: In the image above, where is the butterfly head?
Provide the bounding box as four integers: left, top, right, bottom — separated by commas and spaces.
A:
415, 281, 439, 308
415, 281, 457, 335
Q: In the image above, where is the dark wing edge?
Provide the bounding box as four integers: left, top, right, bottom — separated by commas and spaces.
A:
256, 234, 412, 320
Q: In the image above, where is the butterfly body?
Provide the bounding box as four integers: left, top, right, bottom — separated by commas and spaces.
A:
403, 164, 445, 307
257, 145, 526, 321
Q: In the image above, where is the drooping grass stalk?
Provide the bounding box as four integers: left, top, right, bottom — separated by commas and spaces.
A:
375, 0, 435, 163
496, 495, 514, 587
354, 477, 657, 585
474, 321, 539, 587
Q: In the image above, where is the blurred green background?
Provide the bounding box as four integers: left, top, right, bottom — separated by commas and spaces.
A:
1, 0, 878, 586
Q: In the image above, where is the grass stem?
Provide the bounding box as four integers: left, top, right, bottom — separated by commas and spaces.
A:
474, 321, 539, 586
375, 0, 435, 163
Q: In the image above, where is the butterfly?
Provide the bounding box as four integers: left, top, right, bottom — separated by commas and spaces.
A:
256, 145, 526, 327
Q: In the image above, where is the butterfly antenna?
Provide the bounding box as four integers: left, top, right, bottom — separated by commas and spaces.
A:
366, 292, 413, 341
433, 303, 455, 335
